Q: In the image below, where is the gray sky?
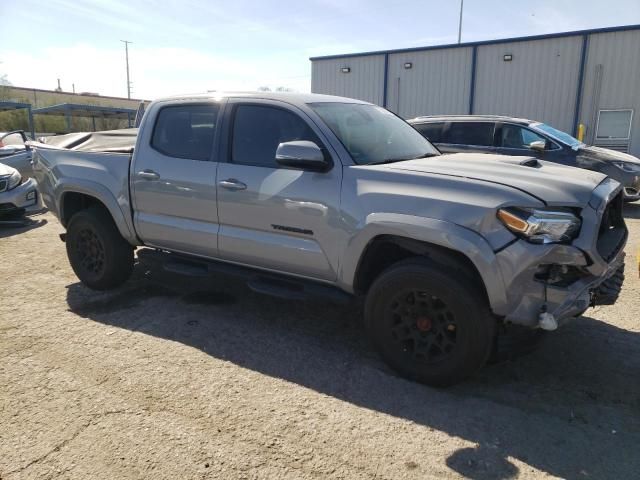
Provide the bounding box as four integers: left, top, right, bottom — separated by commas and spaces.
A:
1, 0, 639, 99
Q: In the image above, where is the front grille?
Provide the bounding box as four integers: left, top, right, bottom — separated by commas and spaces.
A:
596, 192, 627, 262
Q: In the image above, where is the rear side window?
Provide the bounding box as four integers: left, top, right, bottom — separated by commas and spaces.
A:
444, 122, 495, 147
413, 122, 444, 143
231, 105, 321, 168
151, 104, 219, 161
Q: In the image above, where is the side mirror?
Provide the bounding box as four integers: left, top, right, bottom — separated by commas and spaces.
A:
528, 140, 546, 152
276, 141, 331, 172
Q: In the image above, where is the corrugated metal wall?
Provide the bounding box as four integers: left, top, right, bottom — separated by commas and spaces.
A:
473, 36, 583, 132
578, 30, 640, 153
386, 47, 473, 118
310, 55, 386, 105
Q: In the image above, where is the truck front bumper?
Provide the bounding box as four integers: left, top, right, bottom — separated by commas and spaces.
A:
494, 179, 627, 328
0, 178, 39, 216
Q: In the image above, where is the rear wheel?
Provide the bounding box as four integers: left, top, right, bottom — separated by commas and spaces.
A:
364, 258, 495, 387
66, 206, 134, 290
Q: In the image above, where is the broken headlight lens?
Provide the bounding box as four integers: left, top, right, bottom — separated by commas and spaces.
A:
497, 207, 581, 244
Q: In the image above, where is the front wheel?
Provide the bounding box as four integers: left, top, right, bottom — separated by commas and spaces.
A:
66, 206, 134, 290
364, 258, 496, 387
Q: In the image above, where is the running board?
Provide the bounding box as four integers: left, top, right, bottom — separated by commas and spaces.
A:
136, 248, 352, 304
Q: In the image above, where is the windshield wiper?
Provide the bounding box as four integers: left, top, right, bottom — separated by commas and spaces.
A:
367, 152, 438, 165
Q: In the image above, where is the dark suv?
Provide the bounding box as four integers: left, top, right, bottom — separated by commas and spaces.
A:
408, 115, 640, 202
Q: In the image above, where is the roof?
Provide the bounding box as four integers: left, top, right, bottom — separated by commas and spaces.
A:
32, 103, 136, 119
154, 91, 372, 106
408, 115, 535, 125
0, 101, 32, 112
310, 23, 640, 61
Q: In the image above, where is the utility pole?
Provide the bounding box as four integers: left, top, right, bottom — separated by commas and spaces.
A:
120, 40, 132, 99
457, 0, 464, 44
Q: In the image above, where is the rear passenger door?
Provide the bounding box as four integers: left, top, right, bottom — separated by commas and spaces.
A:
438, 121, 497, 154
131, 101, 222, 258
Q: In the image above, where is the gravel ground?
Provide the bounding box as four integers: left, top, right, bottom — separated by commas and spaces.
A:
1, 206, 639, 480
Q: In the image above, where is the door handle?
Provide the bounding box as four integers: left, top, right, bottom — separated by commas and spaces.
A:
136, 169, 160, 181
218, 178, 247, 191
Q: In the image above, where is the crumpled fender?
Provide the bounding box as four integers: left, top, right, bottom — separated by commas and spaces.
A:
338, 213, 509, 315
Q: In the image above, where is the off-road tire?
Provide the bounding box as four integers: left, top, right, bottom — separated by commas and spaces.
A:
66, 205, 134, 290
364, 258, 496, 387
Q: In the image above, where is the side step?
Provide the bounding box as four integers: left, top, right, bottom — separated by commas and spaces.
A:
136, 248, 352, 304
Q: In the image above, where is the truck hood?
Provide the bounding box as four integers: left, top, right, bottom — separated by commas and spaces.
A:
384, 153, 606, 206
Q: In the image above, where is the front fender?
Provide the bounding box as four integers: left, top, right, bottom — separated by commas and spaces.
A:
339, 213, 509, 315
56, 179, 137, 244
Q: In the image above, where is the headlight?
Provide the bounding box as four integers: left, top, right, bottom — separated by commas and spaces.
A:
7, 170, 22, 190
497, 207, 581, 244
612, 161, 640, 173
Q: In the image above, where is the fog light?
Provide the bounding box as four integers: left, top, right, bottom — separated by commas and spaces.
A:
26, 190, 36, 201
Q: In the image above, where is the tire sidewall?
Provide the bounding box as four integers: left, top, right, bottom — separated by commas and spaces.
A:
66, 208, 133, 290
365, 261, 494, 386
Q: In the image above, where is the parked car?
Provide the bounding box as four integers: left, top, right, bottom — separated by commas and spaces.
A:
408, 115, 640, 202
0, 161, 39, 217
32, 93, 626, 386
0, 130, 34, 178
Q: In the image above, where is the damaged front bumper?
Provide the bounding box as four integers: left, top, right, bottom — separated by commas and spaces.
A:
495, 178, 627, 328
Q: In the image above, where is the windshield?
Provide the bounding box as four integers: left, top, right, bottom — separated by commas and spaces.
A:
532, 123, 584, 149
309, 103, 439, 165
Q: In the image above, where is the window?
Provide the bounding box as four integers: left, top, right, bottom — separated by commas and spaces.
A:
0, 132, 25, 146
413, 122, 444, 143
231, 105, 321, 168
151, 104, 218, 161
501, 124, 547, 149
444, 122, 494, 147
310, 103, 438, 165
596, 110, 633, 140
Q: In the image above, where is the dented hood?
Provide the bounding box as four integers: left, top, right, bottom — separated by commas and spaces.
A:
385, 153, 607, 206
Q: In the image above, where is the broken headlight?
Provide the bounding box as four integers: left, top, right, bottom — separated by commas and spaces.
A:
497, 207, 581, 244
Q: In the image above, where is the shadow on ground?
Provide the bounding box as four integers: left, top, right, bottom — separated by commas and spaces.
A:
0, 217, 47, 239
66, 265, 640, 480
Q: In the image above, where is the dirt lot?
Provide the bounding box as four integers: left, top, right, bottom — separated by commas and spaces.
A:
1, 206, 639, 480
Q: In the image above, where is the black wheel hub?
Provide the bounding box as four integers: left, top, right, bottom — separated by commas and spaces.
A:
76, 228, 105, 275
387, 289, 457, 363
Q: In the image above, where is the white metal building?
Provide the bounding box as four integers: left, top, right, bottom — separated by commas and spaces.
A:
310, 25, 640, 156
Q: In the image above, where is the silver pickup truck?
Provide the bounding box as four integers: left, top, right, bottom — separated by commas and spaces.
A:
33, 92, 627, 386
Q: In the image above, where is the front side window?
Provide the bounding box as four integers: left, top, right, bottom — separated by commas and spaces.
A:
413, 122, 444, 143
501, 124, 547, 149
310, 103, 439, 165
444, 122, 495, 147
151, 104, 218, 161
231, 105, 321, 168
